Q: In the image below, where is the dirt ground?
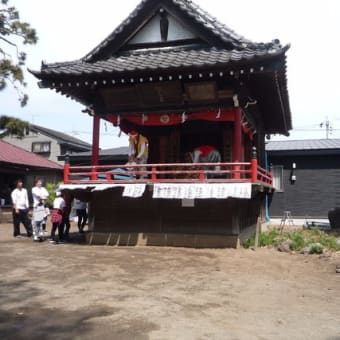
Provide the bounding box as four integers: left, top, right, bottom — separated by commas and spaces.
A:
0, 222, 340, 340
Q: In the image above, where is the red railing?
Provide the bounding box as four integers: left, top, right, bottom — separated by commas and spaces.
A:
64, 162, 273, 187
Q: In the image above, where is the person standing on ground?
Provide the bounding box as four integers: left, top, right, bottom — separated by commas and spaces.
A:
61, 191, 73, 240
32, 199, 47, 242
74, 198, 88, 233
32, 178, 49, 232
11, 179, 32, 238
50, 191, 65, 244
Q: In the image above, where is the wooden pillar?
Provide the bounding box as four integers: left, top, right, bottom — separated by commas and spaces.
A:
233, 108, 242, 179
251, 146, 258, 183
63, 153, 70, 184
91, 114, 100, 166
232, 200, 240, 235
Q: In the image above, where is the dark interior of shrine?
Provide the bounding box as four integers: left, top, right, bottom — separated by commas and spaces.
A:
119, 118, 234, 164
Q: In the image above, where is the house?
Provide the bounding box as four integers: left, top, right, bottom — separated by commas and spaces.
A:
60, 147, 129, 166
267, 139, 340, 219
0, 139, 63, 207
3, 124, 92, 165
30, 0, 291, 247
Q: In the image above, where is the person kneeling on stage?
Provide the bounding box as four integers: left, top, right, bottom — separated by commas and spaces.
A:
191, 145, 222, 177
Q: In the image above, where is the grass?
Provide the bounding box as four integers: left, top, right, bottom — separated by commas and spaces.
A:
243, 227, 340, 252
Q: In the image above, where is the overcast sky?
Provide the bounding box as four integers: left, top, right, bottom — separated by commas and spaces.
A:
1, 0, 340, 148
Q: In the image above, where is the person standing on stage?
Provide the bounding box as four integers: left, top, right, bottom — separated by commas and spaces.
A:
128, 130, 149, 178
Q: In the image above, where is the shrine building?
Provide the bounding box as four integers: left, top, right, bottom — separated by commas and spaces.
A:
31, 0, 291, 247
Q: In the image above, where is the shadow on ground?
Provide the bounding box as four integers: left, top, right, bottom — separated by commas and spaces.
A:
0, 231, 87, 246
0, 279, 156, 340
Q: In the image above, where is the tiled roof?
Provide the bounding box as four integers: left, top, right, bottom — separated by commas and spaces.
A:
33, 0, 286, 78
71, 147, 129, 157
29, 0, 291, 136
31, 124, 91, 150
266, 139, 340, 151
0, 140, 63, 169
164, 0, 250, 44
37, 46, 285, 77
83, 0, 281, 62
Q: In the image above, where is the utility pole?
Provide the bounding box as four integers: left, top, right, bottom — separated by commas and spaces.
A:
320, 117, 332, 139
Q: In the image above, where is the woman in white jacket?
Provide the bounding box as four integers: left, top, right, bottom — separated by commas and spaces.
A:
31, 178, 49, 232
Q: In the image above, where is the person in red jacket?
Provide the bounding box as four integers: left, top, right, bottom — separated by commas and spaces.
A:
192, 145, 221, 164
191, 145, 222, 176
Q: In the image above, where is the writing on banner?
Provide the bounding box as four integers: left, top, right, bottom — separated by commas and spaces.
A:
152, 183, 252, 199
122, 184, 146, 198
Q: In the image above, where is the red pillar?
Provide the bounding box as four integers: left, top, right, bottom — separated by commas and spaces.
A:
251, 147, 258, 183
63, 154, 70, 184
233, 108, 242, 179
91, 114, 100, 166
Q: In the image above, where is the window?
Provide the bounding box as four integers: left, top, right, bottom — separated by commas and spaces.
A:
32, 142, 51, 154
272, 165, 284, 192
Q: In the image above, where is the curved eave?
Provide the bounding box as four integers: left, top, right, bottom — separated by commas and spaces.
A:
29, 46, 291, 136
29, 45, 289, 80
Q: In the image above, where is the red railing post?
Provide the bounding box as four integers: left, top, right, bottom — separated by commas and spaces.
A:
151, 165, 157, 182
91, 166, 97, 181
63, 153, 70, 184
251, 147, 258, 183
106, 172, 111, 181
199, 170, 205, 182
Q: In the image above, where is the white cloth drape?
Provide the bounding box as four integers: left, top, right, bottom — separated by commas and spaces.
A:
60, 183, 252, 199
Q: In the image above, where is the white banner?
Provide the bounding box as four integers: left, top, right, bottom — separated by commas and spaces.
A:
122, 184, 146, 198
60, 183, 146, 198
60, 183, 251, 199
152, 183, 252, 199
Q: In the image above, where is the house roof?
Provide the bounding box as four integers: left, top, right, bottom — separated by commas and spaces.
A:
36, 46, 286, 77
0, 140, 63, 169
266, 139, 340, 152
31, 124, 91, 150
83, 0, 264, 62
71, 147, 129, 157
82, 0, 286, 63
32, 0, 287, 78
59, 147, 129, 163
30, 0, 291, 135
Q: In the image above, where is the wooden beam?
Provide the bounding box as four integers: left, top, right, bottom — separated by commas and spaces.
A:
91, 114, 100, 166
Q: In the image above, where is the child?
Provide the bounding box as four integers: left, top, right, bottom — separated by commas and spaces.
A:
32, 178, 49, 232
32, 199, 46, 241
50, 191, 65, 244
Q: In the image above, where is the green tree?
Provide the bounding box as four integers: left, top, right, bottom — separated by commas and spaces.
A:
0, 114, 29, 138
0, 0, 37, 106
